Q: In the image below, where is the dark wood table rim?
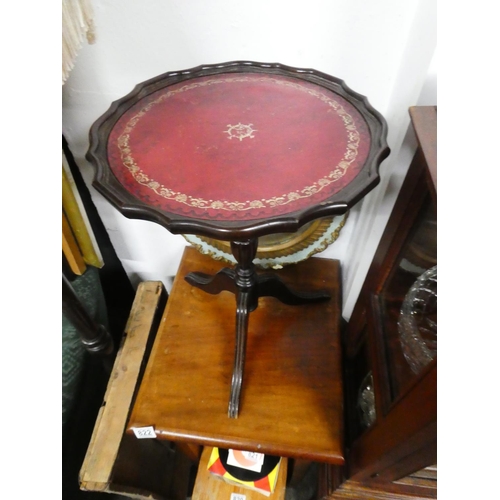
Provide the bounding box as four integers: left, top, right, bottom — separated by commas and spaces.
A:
87, 60, 389, 242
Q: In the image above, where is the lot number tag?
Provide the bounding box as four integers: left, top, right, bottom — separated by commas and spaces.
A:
131, 426, 157, 439
230, 494, 246, 500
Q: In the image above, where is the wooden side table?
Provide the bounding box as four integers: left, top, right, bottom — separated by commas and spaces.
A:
127, 247, 345, 465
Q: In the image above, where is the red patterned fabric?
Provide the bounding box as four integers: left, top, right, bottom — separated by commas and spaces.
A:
107, 73, 371, 221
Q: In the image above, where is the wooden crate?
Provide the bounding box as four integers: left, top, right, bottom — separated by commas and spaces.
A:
79, 281, 196, 499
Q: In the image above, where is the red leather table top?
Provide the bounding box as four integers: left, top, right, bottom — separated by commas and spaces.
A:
107, 73, 371, 222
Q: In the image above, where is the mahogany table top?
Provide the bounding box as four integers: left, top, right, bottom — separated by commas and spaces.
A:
127, 247, 345, 465
87, 61, 389, 240
106, 72, 370, 222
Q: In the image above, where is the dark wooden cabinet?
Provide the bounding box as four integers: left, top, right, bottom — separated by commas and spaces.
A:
320, 106, 437, 499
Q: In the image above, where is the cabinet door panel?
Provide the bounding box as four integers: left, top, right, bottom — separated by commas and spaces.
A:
339, 108, 437, 498
376, 194, 437, 407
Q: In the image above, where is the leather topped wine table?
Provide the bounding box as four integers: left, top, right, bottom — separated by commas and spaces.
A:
87, 61, 389, 418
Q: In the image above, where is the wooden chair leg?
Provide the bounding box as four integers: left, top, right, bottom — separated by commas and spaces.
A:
62, 273, 114, 360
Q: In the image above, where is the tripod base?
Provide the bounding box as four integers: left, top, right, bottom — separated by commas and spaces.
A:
185, 239, 330, 418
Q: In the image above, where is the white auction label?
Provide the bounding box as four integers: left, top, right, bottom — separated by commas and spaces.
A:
230, 494, 246, 500
227, 449, 265, 472
131, 426, 157, 439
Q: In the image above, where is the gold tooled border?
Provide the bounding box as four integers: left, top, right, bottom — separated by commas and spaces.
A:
117, 76, 361, 213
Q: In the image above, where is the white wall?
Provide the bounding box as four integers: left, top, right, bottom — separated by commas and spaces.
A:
62, 0, 436, 317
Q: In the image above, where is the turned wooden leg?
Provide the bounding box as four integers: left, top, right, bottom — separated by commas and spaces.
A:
227, 239, 258, 418
228, 290, 250, 418
62, 274, 114, 370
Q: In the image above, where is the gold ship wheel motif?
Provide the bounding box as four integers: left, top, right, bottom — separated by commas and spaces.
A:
224, 122, 257, 141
